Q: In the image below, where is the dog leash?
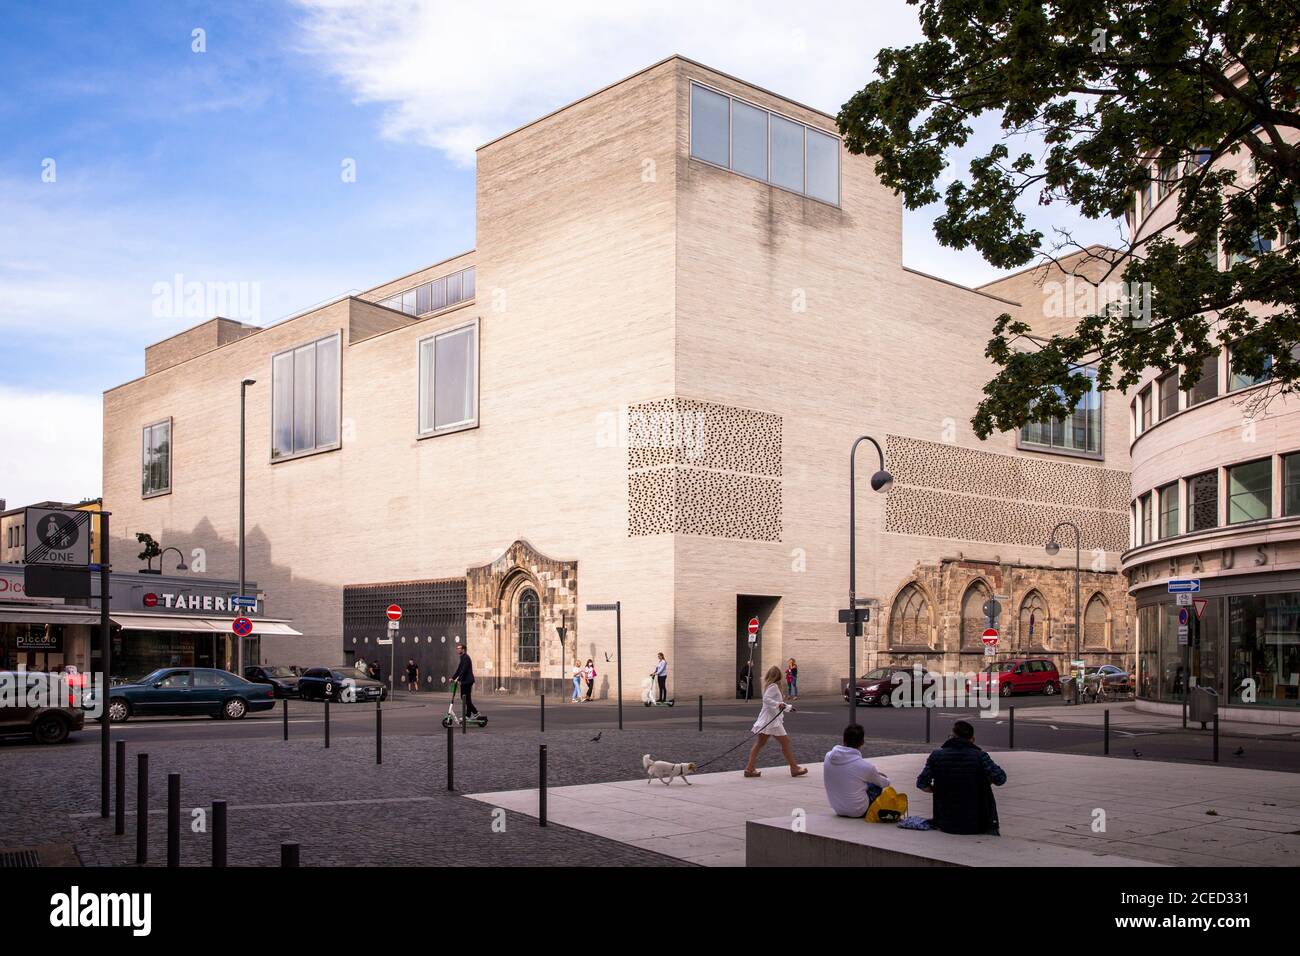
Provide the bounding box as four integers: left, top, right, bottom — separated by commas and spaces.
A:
693, 708, 788, 771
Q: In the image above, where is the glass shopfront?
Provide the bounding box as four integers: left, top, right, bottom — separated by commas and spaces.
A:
113, 631, 261, 681
1139, 584, 1300, 709
1227, 593, 1300, 706
0, 622, 66, 671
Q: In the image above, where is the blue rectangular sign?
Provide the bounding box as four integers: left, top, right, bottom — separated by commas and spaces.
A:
232, 596, 257, 606
1168, 579, 1201, 593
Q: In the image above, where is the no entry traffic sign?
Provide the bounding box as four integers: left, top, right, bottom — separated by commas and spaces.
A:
747, 617, 759, 635
387, 604, 402, 622
232, 616, 253, 637
982, 627, 999, 647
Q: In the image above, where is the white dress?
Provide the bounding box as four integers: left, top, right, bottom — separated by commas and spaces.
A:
752, 682, 789, 737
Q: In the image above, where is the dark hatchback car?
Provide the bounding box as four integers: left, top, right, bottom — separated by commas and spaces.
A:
841, 666, 936, 706
297, 668, 388, 702
244, 664, 302, 699
107, 667, 275, 722
0, 671, 86, 744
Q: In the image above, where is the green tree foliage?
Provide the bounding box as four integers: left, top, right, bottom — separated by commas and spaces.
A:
838, 0, 1299, 436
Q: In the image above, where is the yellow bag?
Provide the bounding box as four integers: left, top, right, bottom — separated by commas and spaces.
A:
865, 786, 909, 823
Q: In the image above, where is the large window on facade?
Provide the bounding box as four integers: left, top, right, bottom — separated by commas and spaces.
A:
1157, 371, 1179, 420
272, 333, 340, 460
1186, 470, 1218, 531
1228, 345, 1271, 391
1186, 353, 1219, 407
960, 581, 992, 649
1139, 385, 1152, 433
516, 588, 539, 664
1018, 590, 1048, 650
689, 82, 840, 205
1228, 593, 1300, 708
418, 320, 478, 436
1019, 368, 1102, 456
1227, 458, 1272, 524
141, 419, 172, 497
1084, 594, 1110, 649
1284, 453, 1300, 517
1158, 482, 1180, 538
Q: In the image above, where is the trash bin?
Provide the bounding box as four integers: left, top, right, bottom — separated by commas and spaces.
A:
1189, 686, 1219, 728
1060, 676, 1077, 703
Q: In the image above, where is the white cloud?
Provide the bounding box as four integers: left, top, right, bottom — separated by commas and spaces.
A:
291, 0, 922, 166
0, 386, 102, 507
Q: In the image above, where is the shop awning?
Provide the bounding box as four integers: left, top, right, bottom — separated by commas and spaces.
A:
110, 613, 302, 636
0, 606, 102, 626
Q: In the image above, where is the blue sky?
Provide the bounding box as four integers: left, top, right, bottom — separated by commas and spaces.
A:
0, 0, 1117, 507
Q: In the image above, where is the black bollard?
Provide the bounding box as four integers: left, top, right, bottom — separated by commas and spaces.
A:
114, 740, 126, 836
446, 723, 454, 792
539, 744, 547, 827
280, 842, 299, 867
925, 705, 932, 744
282, 698, 288, 741
1009, 706, 1015, 749
135, 753, 148, 865
324, 697, 330, 748
541, 693, 545, 732
376, 698, 383, 765
212, 800, 227, 867
1213, 713, 1220, 763
1104, 708, 1110, 755
166, 773, 180, 867
698, 694, 703, 732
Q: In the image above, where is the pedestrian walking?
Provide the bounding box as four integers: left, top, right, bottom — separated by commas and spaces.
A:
570, 659, 584, 702
652, 652, 668, 702
583, 659, 596, 701
405, 658, 419, 693
742, 665, 807, 778
369, 660, 381, 683
785, 658, 799, 700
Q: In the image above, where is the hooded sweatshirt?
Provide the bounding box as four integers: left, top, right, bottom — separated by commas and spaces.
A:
823, 745, 892, 818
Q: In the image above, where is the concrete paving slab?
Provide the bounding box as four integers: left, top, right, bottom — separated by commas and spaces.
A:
468, 750, 1300, 866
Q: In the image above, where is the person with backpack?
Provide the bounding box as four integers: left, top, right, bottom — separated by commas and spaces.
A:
583, 659, 596, 701
916, 720, 1007, 835
824, 723, 891, 817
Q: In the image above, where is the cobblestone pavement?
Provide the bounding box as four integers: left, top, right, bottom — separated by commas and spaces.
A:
1, 725, 922, 866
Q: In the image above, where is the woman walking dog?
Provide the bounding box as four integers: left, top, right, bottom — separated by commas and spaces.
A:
743, 665, 807, 778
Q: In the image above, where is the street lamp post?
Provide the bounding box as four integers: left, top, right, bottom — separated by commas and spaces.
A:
1046, 521, 1082, 704
238, 378, 256, 674
848, 436, 893, 728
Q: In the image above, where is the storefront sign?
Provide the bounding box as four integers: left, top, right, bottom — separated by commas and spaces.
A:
0, 568, 63, 604
17, 629, 63, 651
142, 592, 259, 615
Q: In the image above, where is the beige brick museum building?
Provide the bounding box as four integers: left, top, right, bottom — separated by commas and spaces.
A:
101, 57, 1137, 699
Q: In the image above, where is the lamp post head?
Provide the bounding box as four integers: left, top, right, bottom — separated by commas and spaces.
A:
869, 469, 894, 493
176, 560, 188, 571
241, 378, 256, 387
1045, 540, 1060, 556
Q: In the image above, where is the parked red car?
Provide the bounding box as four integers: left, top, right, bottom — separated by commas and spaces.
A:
969, 658, 1060, 698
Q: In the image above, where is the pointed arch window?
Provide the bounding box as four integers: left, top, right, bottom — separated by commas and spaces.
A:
1084, 594, 1110, 649
890, 584, 932, 647
1018, 590, 1049, 649
517, 588, 540, 663
960, 581, 992, 649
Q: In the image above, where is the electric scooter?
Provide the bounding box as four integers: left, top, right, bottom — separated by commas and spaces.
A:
641, 675, 675, 708
440, 679, 488, 728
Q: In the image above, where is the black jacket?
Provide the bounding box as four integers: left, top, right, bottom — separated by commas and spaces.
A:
451, 653, 475, 687
915, 737, 1007, 835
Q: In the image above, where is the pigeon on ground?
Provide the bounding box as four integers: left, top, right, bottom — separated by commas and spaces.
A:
590, 731, 602, 742
1132, 748, 1142, 759
1233, 746, 1245, 757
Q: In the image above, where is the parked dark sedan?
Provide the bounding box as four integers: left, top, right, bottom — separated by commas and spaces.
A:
841, 666, 936, 706
297, 667, 388, 702
0, 671, 86, 743
244, 664, 302, 699
107, 668, 275, 722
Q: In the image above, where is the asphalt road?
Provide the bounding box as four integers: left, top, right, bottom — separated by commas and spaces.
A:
12, 690, 1300, 773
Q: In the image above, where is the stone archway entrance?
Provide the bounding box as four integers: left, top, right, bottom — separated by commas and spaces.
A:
466, 540, 578, 694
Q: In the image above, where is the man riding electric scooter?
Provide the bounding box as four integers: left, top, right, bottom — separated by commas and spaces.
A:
450, 643, 480, 722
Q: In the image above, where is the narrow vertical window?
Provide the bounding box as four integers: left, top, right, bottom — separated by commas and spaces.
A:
689, 84, 729, 167
730, 99, 768, 180
271, 333, 341, 460
805, 128, 840, 205
769, 113, 804, 193
141, 419, 172, 497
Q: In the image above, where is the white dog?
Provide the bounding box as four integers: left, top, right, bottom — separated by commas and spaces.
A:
643, 753, 696, 785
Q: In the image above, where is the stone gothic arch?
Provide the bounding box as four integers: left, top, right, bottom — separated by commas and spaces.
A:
1017, 589, 1050, 652
889, 581, 935, 649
